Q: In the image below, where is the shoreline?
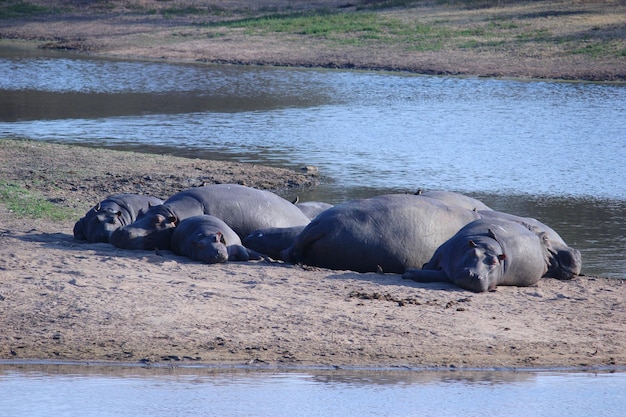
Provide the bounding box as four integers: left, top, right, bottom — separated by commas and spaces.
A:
3, 358, 626, 374
1, 0, 625, 82
2, 0, 625, 369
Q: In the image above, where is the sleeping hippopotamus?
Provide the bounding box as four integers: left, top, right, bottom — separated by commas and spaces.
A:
477, 210, 582, 279
281, 194, 481, 273
403, 218, 548, 292
295, 201, 334, 219
243, 225, 306, 259
415, 190, 492, 211
171, 215, 260, 263
110, 184, 310, 250
73, 194, 164, 243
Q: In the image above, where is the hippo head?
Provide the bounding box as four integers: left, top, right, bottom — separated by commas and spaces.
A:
109, 205, 177, 250
192, 232, 229, 264
451, 235, 506, 293
538, 233, 582, 280
73, 203, 126, 243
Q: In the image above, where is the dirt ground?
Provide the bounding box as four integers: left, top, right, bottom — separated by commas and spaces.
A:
1, 1, 625, 370
0, 139, 624, 370
1, 0, 625, 81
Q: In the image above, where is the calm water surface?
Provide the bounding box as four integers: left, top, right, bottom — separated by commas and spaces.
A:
0, 42, 624, 278
1, 363, 625, 417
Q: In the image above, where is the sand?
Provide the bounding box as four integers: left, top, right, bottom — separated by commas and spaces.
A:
0, 140, 624, 370
1, 0, 625, 370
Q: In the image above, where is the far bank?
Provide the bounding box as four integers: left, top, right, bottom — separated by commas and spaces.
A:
0, 0, 625, 81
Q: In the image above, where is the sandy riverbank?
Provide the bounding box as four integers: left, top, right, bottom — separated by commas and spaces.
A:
0, 139, 624, 369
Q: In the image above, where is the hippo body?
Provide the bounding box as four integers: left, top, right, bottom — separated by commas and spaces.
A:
243, 225, 307, 259
171, 215, 256, 263
73, 194, 163, 243
403, 218, 548, 292
417, 190, 492, 211
295, 201, 334, 219
281, 194, 481, 274
477, 210, 581, 279
110, 184, 310, 250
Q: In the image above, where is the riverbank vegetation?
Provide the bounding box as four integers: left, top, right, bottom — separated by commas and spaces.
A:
1, 0, 624, 80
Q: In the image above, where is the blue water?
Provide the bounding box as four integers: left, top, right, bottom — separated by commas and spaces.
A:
1, 46, 625, 200
1, 364, 624, 417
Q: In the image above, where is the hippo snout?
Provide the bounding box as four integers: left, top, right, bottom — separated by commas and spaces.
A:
110, 227, 142, 249
457, 269, 491, 293
195, 243, 229, 264
555, 248, 582, 279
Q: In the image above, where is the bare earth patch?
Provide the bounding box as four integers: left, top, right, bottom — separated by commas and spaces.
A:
1, 0, 625, 81
0, 139, 624, 370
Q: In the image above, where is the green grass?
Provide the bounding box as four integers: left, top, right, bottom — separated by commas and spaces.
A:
570, 40, 626, 58
204, 10, 455, 50
0, 0, 51, 19
199, 9, 539, 52
0, 180, 72, 221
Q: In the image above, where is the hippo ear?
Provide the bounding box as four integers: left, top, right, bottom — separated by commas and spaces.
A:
488, 228, 497, 240
93, 202, 101, 212
167, 215, 178, 225
468, 240, 477, 248
291, 196, 300, 204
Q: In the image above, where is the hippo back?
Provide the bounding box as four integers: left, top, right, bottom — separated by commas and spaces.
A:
282, 194, 480, 273
111, 184, 310, 250
418, 190, 492, 211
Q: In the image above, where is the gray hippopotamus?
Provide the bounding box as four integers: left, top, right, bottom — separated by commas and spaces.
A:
295, 201, 334, 219
243, 225, 307, 259
171, 215, 260, 263
403, 218, 549, 292
281, 194, 480, 273
415, 190, 492, 211
73, 194, 164, 243
110, 184, 310, 250
477, 210, 581, 279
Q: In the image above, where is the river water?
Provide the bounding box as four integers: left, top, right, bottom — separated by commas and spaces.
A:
1, 42, 624, 278
1, 42, 625, 414
1, 363, 625, 417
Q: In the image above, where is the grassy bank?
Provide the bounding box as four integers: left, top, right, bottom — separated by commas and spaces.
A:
0, 0, 624, 80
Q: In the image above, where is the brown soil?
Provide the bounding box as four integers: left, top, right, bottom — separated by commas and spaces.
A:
0, 139, 624, 370
1, 1, 625, 370
1, 0, 625, 81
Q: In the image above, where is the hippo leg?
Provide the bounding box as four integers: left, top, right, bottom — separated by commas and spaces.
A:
402, 269, 450, 283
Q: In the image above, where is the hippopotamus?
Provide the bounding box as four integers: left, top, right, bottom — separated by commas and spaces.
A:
171, 215, 261, 263
415, 189, 492, 211
477, 210, 581, 279
73, 194, 164, 243
403, 218, 548, 292
243, 225, 306, 259
295, 201, 334, 220
281, 194, 481, 273
110, 184, 310, 250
